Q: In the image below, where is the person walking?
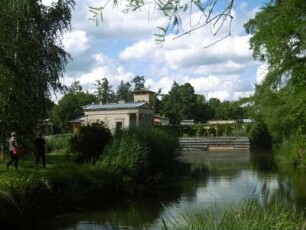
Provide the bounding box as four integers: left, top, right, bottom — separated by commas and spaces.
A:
7, 132, 19, 170
34, 133, 47, 168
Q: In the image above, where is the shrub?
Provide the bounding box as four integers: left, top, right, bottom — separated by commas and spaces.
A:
279, 134, 306, 169
69, 123, 112, 163
45, 134, 72, 153
247, 122, 272, 148
99, 127, 180, 178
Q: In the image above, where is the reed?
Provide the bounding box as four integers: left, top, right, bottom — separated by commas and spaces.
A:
161, 198, 306, 230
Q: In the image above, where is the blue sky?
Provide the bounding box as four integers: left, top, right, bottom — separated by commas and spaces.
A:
43, 0, 270, 102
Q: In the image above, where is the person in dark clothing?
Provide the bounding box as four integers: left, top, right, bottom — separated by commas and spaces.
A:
34, 133, 47, 168
7, 132, 19, 170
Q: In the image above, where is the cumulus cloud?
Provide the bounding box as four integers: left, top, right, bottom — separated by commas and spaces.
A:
52, 0, 264, 102
63, 30, 89, 55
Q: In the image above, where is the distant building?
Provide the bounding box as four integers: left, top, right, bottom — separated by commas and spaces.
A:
70, 90, 155, 134
83, 102, 154, 132
154, 115, 170, 126
180, 119, 195, 125
207, 120, 237, 125
133, 89, 156, 111
69, 116, 86, 134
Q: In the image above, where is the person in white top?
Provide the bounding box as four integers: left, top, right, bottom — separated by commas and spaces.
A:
7, 132, 19, 170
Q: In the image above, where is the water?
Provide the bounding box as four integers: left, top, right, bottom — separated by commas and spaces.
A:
24, 150, 306, 230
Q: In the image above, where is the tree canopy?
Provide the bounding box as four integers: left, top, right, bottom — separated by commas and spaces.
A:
0, 0, 75, 141
245, 0, 306, 142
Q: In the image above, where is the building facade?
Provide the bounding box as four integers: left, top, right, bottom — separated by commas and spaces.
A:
82, 102, 154, 132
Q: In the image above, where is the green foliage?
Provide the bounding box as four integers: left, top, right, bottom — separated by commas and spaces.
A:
95, 78, 115, 104
131, 75, 145, 90
99, 127, 180, 179
69, 123, 112, 163
116, 80, 133, 102
0, 0, 75, 142
45, 134, 72, 153
51, 91, 96, 132
247, 122, 272, 149
245, 0, 306, 87
244, 0, 306, 158
160, 82, 198, 124
278, 134, 306, 169
162, 198, 305, 230
0, 161, 121, 222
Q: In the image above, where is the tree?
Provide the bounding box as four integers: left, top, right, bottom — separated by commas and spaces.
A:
245, 0, 306, 142
0, 0, 74, 142
116, 81, 133, 102
213, 101, 243, 120
207, 98, 221, 119
245, 0, 306, 90
69, 123, 112, 163
131, 75, 145, 90
160, 82, 198, 124
67, 81, 83, 94
52, 88, 96, 132
95, 78, 115, 104
194, 94, 210, 123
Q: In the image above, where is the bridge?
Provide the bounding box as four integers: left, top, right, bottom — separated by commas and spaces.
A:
179, 136, 250, 152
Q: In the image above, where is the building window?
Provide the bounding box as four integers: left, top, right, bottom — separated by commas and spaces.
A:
116, 121, 123, 131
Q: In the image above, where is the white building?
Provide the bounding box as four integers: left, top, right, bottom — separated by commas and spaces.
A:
83, 101, 154, 132
70, 90, 155, 133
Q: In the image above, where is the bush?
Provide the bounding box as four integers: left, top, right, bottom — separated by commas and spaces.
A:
69, 123, 112, 163
278, 134, 306, 169
99, 127, 180, 178
247, 122, 272, 148
45, 134, 72, 153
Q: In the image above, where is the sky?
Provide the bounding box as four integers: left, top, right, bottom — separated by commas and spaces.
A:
43, 0, 269, 102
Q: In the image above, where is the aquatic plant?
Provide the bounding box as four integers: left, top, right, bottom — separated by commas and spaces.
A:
161, 198, 306, 230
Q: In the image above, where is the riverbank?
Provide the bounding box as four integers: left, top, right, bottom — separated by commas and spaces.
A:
0, 151, 188, 227
161, 198, 306, 230
1, 149, 305, 229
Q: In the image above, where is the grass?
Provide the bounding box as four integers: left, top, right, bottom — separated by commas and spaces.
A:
0, 127, 183, 221
161, 199, 306, 230
0, 151, 122, 220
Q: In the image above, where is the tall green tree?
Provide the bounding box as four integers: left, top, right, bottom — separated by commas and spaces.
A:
0, 0, 74, 141
194, 94, 210, 123
116, 81, 133, 102
67, 81, 83, 94
131, 75, 145, 90
52, 91, 96, 133
95, 78, 115, 104
160, 82, 198, 124
245, 0, 306, 142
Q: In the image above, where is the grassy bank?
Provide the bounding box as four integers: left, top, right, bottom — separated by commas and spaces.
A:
0, 152, 121, 220
161, 199, 306, 230
0, 127, 184, 222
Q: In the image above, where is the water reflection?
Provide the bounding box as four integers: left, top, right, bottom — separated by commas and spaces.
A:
21, 150, 306, 230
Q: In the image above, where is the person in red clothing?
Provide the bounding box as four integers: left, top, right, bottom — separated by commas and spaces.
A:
34, 133, 47, 168
7, 132, 19, 170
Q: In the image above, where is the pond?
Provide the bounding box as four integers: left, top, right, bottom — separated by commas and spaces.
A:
22, 150, 306, 230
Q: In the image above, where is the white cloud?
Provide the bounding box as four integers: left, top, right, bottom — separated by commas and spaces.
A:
256, 63, 268, 84
63, 30, 89, 55
119, 39, 156, 60
52, 0, 264, 103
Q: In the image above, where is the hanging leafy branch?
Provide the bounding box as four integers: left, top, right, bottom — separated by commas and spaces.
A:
89, 0, 235, 46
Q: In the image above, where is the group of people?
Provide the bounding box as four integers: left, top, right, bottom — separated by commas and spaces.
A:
6, 132, 47, 170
